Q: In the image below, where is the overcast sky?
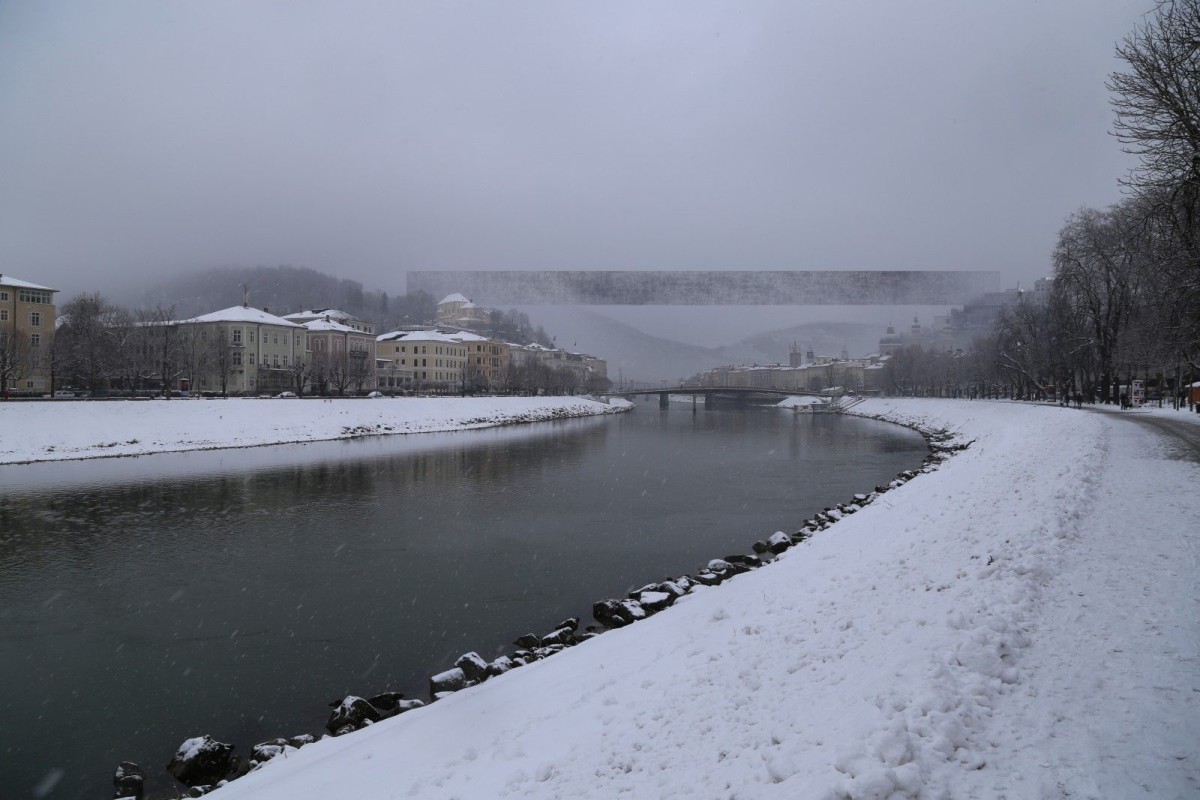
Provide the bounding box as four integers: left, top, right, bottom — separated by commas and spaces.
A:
1, 0, 1146, 306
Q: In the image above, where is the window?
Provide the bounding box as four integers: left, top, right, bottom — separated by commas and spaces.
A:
274, 354, 279, 367
30, 312, 41, 327
0, 291, 8, 301
283, 335, 288, 345
18, 289, 52, 304
249, 353, 256, 365
250, 331, 256, 343
232, 329, 242, 345
233, 351, 242, 366
0, 310, 7, 322
30, 333, 40, 348
283, 356, 288, 367
273, 334, 279, 345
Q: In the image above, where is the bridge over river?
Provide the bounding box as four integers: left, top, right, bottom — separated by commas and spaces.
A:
612, 385, 848, 410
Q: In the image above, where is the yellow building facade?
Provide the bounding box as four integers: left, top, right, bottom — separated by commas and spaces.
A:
0, 274, 58, 393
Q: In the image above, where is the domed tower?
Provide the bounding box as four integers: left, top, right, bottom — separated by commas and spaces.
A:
879, 324, 903, 355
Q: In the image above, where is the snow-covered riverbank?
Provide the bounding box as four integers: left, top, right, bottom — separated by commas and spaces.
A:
0, 396, 631, 465
202, 398, 1198, 800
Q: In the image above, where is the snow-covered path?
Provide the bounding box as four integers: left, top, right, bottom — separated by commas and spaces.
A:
958, 406, 1200, 799
196, 400, 1198, 800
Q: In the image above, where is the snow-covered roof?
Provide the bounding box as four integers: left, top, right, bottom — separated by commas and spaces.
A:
185, 306, 304, 327
377, 329, 470, 344
303, 319, 361, 333
282, 308, 361, 322
438, 293, 469, 305
0, 274, 57, 292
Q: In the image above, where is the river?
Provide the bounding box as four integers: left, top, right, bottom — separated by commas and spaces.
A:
0, 403, 927, 799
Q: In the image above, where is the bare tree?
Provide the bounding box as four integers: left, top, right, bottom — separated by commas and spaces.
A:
0, 329, 32, 394
286, 356, 314, 397
1053, 205, 1146, 402
139, 305, 187, 397
210, 328, 235, 397
109, 308, 154, 393
325, 351, 353, 396
1109, 0, 1200, 250
55, 293, 124, 393
347, 349, 375, 394
176, 325, 209, 395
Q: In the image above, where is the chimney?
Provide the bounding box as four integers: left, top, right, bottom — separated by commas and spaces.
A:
263, 307, 268, 314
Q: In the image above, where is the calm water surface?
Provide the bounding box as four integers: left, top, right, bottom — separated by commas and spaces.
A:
0, 403, 926, 798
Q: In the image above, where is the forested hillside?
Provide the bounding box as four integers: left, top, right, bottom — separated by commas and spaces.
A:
120, 265, 429, 331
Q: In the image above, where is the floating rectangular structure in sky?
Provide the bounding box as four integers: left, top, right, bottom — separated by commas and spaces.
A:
407, 270, 1002, 306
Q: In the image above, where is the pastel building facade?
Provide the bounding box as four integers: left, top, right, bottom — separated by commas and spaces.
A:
177, 305, 305, 394
376, 329, 469, 392
0, 274, 58, 392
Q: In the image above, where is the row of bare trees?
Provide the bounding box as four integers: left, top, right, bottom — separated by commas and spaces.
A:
51, 294, 193, 395
417, 360, 609, 397
886, 2, 1199, 404
999, 1, 1198, 403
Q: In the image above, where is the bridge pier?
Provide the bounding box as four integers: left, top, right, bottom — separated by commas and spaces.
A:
659, 392, 669, 410
704, 392, 714, 410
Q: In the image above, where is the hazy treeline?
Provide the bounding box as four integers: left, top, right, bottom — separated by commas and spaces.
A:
887, 2, 1199, 403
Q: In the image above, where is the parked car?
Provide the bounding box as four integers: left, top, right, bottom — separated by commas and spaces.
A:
275, 391, 297, 398
53, 390, 78, 398
366, 391, 384, 398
